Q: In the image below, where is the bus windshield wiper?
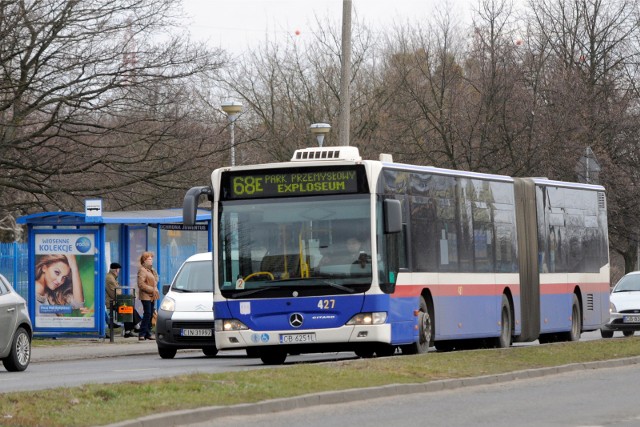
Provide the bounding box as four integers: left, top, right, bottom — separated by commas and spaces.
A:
318, 279, 355, 293
232, 286, 276, 298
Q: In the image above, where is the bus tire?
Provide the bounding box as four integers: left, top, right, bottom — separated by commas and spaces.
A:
260, 350, 287, 365
400, 296, 431, 355
246, 347, 260, 358
434, 340, 455, 352
496, 294, 512, 348
355, 346, 375, 358
375, 344, 396, 357
567, 294, 582, 342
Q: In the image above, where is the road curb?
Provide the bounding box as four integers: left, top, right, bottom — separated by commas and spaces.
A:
105, 355, 640, 427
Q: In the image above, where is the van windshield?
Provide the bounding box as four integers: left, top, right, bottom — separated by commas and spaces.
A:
171, 260, 213, 292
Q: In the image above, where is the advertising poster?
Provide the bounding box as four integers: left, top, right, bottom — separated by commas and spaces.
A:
33, 233, 96, 329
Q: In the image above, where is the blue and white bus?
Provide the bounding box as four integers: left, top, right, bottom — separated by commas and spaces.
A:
183, 146, 610, 364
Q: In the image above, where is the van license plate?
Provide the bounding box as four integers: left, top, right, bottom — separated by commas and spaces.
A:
279, 333, 316, 344
623, 316, 640, 323
181, 329, 212, 336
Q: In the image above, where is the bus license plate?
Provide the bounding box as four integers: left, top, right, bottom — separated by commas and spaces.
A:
623, 316, 640, 323
181, 329, 212, 337
279, 333, 316, 344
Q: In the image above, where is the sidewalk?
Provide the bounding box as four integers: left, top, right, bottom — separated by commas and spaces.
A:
31, 334, 159, 363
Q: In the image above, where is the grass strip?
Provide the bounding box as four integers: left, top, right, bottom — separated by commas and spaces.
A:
2, 338, 639, 426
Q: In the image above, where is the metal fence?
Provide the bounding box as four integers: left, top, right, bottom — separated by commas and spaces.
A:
0, 242, 29, 298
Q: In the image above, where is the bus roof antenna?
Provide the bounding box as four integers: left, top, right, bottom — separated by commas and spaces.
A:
310, 123, 331, 147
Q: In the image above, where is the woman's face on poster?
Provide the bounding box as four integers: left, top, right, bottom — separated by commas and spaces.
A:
43, 261, 70, 290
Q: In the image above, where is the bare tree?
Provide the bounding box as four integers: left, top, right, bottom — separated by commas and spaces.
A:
0, 0, 226, 239
528, 0, 640, 272
220, 13, 385, 163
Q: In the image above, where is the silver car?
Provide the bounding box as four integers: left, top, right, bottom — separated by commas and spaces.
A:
601, 271, 640, 338
0, 274, 32, 371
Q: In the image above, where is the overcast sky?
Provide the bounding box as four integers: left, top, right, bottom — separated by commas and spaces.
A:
180, 0, 472, 54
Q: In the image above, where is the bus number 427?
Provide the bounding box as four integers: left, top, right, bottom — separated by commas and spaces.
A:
318, 299, 335, 309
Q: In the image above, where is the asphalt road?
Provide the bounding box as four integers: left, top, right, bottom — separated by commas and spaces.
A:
180, 362, 640, 427
0, 330, 611, 394
0, 348, 359, 393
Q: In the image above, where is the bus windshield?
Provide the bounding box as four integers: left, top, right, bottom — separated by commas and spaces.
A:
218, 194, 372, 298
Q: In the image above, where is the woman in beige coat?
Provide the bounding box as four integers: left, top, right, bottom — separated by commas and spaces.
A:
137, 252, 159, 340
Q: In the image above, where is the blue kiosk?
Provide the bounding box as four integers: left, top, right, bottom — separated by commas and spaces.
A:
17, 205, 211, 337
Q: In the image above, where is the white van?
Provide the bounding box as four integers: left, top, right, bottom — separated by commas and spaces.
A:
156, 252, 216, 359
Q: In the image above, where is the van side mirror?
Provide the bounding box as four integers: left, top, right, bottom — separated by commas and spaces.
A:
183, 186, 213, 226
162, 285, 170, 295
384, 199, 402, 234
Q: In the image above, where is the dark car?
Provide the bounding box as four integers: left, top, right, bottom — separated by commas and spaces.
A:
0, 274, 32, 371
601, 271, 640, 338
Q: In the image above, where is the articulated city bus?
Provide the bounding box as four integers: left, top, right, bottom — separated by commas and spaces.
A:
183, 146, 610, 364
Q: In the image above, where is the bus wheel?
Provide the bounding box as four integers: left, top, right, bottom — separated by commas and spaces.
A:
496, 295, 512, 348
246, 347, 260, 358
355, 347, 375, 358
400, 297, 431, 355
375, 344, 396, 357
434, 340, 455, 352
567, 294, 582, 342
260, 350, 287, 365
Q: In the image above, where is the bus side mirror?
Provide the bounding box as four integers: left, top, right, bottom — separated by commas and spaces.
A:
384, 199, 402, 234
183, 186, 213, 226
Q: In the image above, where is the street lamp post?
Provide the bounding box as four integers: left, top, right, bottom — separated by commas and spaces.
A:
338, 0, 352, 146
221, 100, 243, 166
310, 123, 331, 147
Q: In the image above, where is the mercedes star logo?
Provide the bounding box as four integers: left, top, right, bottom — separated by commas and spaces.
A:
289, 313, 304, 328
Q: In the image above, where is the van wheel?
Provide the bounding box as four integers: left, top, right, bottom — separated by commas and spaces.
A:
157, 346, 177, 359
202, 347, 218, 357
600, 329, 614, 338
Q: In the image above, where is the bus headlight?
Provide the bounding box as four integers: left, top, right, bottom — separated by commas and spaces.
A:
160, 296, 175, 312
346, 312, 387, 325
215, 319, 249, 332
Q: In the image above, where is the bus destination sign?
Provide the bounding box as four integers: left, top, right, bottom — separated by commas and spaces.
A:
221, 166, 366, 200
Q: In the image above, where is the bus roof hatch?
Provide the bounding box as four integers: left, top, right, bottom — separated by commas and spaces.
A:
291, 146, 362, 162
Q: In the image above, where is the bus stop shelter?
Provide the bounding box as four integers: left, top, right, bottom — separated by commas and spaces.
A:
17, 207, 212, 337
